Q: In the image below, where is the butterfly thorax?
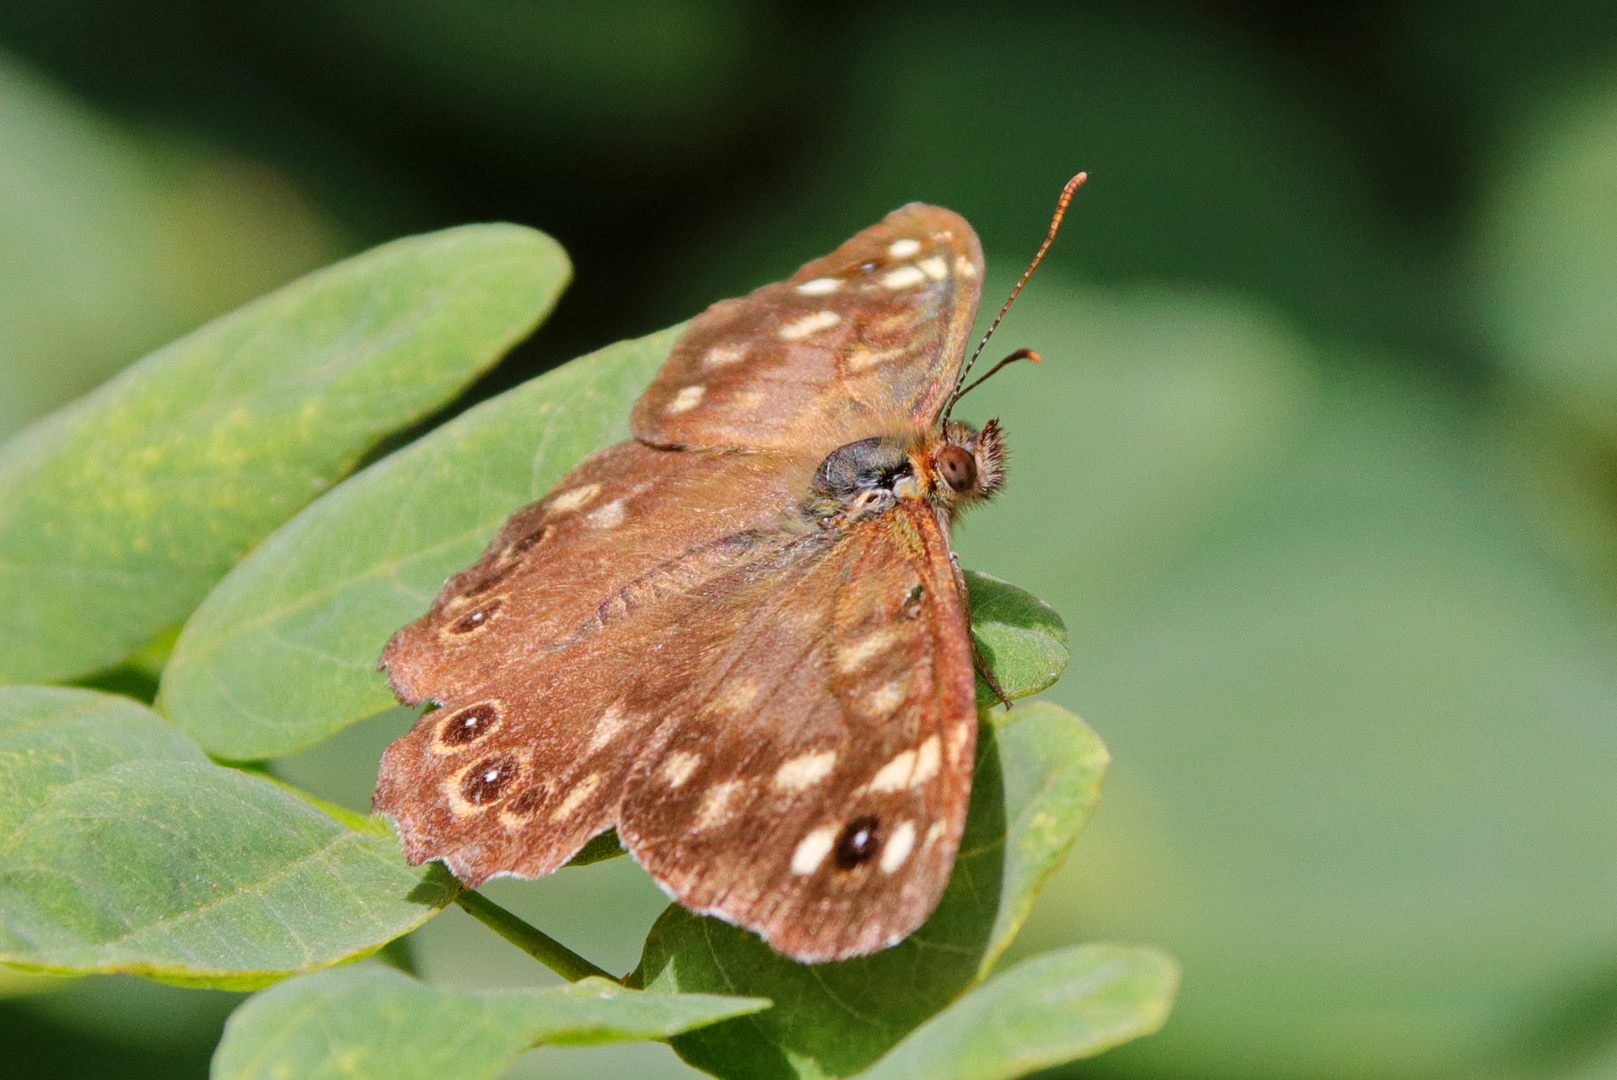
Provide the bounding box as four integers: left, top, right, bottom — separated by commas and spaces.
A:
805, 418, 1004, 526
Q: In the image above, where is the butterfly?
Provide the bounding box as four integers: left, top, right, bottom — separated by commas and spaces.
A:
374, 177, 1084, 963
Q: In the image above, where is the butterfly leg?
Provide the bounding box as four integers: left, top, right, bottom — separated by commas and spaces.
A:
970, 630, 1015, 710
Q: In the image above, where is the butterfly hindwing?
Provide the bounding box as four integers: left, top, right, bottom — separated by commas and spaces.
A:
633, 204, 984, 455
618, 501, 978, 962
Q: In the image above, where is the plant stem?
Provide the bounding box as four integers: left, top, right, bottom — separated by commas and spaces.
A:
455, 890, 618, 984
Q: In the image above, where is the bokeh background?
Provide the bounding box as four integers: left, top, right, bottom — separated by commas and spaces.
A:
4, 2, 1617, 1078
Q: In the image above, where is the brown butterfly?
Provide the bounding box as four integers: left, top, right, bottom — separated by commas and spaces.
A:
375, 176, 1085, 963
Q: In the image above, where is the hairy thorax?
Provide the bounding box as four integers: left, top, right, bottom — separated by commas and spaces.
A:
805, 419, 1005, 526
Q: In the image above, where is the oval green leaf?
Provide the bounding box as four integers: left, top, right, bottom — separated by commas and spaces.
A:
857, 944, 1180, 1080
634, 701, 1108, 1080
978, 701, 1108, 973
158, 326, 678, 760
965, 570, 1069, 705
0, 224, 570, 685
212, 966, 768, 1080
0, 688, 456, 989
0, 684, 208, 838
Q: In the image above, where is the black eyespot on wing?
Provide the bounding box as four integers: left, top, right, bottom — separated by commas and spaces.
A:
503, 785, 548, 820
504, 525, 552, 560
834, 815, 882, 870
463, 563, 518, 598
462, 755, 520, 805
440, 702, 499, 746
450, 599, 504, 634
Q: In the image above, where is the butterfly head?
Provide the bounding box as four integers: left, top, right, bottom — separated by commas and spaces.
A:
936, 418, 1005, 506
807, 419, 1004, 524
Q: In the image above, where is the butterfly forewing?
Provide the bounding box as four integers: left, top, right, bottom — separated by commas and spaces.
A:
633, 204, 984, 455
618, 502, 977, 962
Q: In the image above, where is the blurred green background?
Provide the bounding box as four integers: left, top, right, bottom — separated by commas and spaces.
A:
5, 2, 1617, 1078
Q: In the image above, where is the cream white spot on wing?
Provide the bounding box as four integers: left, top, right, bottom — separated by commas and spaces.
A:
868, 747, 918, 792
910, 734, 942, 788
709, 679, 762, 714
694, 779, 748, 830
443, 775, 479, 817
667, 385, 706, 414
791, 825, 838, 875
837, 626, 905, 672
796, 276, 840, 296
880, 265, 927, 290
880, 820, 917, 873
845, 346, 906, 373
660, 750, 701, 788
862, 680, 908, 717
548, 483, 600, 513
955, 255, 978, 278
773, 750, 837, 792
918, 255, 948, 281
779, 310, 842, 341
777, 604, 821, 635
587, 498, 626, 529
871, 311, 916, 335
549, 772, 601, 820
732, 389, 765, 411
888, 238, 922, 258
924, 820, 947, 847
947, 719, 973, 764
586, 702, 627, 751
702, 344, 747, 369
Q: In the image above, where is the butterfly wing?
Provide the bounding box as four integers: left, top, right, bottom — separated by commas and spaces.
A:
632, 204, 984, 456
617, 500, 978, 962
376, 441, 814, 884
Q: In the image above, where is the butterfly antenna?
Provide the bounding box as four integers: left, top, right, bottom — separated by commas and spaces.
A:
952, 346, 1042, 402
944, 171, 1086, 422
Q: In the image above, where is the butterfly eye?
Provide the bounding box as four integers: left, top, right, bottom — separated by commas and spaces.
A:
833, 815, 882, 869
936, 445, 977, 492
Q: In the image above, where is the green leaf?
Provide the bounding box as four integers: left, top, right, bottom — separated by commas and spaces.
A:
212, 966, 770, 1080
634, 701, 1108, 1079
965, 570, 1069, 705
0, 224, 570, 685
0, 53, 342, 442
0, 685, 208, 838
158, 326, 678, 761
978, 702, 1108, 974
0, 687, 455, 989
856, 945, 1180, 1080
